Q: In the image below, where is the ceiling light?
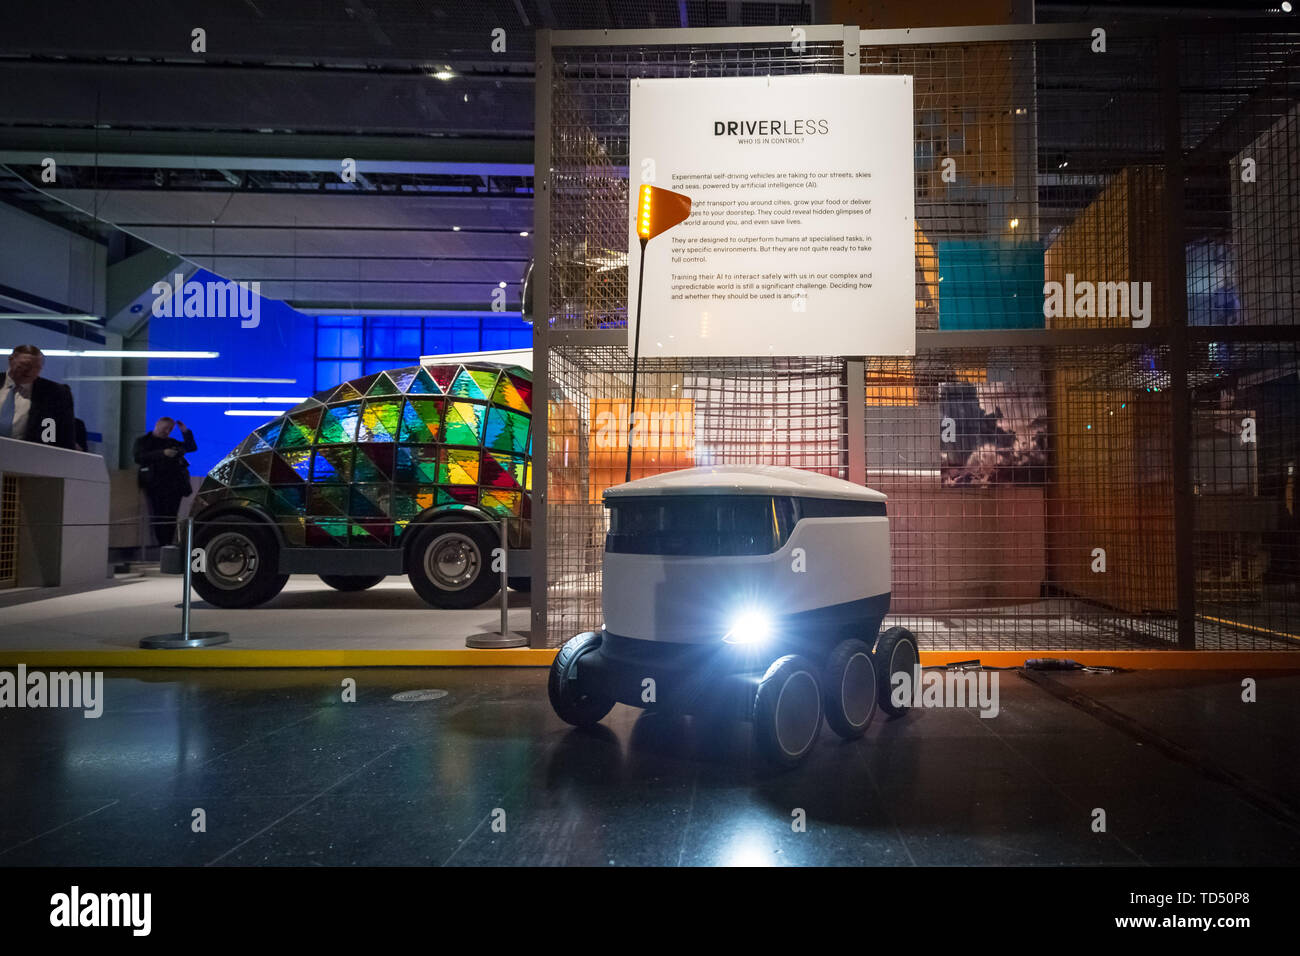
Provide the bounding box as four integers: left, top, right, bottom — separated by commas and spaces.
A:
224, 409, 285, 417
11, 349, 219, 358
162, 396, 307, 404
452, 226, 461, 231
0, 313, 101, 323
65, 376, 296, 383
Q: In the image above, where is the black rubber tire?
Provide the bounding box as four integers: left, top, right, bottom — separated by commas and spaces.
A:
507, 576, 531, 593
405, 519, 500, 609
318, 574, 386, 592
548, 632, 615, 727
823, 639, 878, 739
873, 626, 920, 717
191, 514, 289, 609
753, 655, 823, 768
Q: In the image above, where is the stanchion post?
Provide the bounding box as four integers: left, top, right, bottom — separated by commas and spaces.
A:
140, 517, 230, 649
500, 517, 509, 636
465, 516, 527, 649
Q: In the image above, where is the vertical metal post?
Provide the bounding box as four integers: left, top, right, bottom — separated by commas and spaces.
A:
626, 236, 649, 484
140, 516, 229, 648
180, 516, 193, 638
529, 28, 553, 650
499, 517, 509, 636
846, 358, 866, 485
1160, 26, 1197, 649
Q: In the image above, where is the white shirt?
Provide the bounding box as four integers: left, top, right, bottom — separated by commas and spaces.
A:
0, 377, 33, 440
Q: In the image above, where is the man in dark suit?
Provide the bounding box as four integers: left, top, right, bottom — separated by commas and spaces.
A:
134, 416, 198, 547
0, 345, 76, 449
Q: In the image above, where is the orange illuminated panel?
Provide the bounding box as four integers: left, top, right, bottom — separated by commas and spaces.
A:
588, 397, 695, 502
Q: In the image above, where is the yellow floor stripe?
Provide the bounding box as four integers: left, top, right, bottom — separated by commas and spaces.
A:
0, 648, 1296, 670
0, 648, 558, 668
1197, 614, 1300, 644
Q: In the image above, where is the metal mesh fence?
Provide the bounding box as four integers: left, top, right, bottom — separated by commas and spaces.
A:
547, 39, 845, 331
537, 22, 1300, 651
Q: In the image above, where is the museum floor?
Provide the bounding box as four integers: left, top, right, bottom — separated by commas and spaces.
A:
1, 667, 1298, 866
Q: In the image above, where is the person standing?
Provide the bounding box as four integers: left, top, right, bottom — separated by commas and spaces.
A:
134, 416, 197, 548
0, 344, 76, 449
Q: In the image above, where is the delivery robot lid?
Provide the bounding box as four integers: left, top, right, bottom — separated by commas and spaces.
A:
602, 464, 886, 503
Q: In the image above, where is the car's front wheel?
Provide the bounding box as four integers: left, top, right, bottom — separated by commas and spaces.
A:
192, 515, 289, 608
405, 519, 500, 609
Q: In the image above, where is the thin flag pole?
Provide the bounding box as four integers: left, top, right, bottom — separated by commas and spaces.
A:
626, 235, 648, 484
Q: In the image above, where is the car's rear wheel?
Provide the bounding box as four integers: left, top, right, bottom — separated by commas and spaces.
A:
318, 574, 386, 592
192, 515, 289, 608
405, 519, 500, 609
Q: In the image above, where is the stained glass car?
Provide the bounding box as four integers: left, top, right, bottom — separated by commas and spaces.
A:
189, 359, 532, 609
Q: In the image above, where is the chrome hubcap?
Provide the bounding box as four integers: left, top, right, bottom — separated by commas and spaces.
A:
424, 532, 481, 591
206, 531, 259, 590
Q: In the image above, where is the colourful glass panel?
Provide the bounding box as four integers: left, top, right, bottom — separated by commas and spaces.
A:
484, 408, 529, 454
306, 518, 349, 545
389, 366, 419, 392
278, 516, 306, 546
353, 443, 395, 482
437, 486, 478, 507
307, 484, 349, 516
480, 452, 516, 489
349, 520, 392, 547
268, 485, 307, 515
208, 456, 238, 485
359, 399, 401, 442
317, 401, 361, 444
278, 406, 323, 448
506, 372, 532, 411
443, 401, 483, 445
242, 450, 273, 481
277, 448, 312, 480
424, 365, 457, 392
349, 484, 390, 518
311, 445, 353, 482
228, 461, 263, 488
366, 372, 400, 397
398, 398, 442, 442
480, 489, 521, 516
329, 380, 362, 403
389, 486, 436, 520
491, 374, 529, 413
440, 448, 480, 485
253, 418, 283, 450
406, 367, 440, 395
394, 445, 439, 484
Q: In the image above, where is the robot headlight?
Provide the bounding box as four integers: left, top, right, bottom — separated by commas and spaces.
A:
723, 610, 772, 645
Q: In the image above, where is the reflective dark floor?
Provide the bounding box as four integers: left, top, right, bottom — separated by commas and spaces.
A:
1, 667, 1298, 866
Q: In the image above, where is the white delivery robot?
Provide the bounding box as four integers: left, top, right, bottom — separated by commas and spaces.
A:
547, 465, 920, 767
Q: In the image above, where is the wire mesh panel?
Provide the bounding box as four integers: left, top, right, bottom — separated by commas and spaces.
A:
546, 345, 847, 645
547, 38, 846, 332
538, 22, 1300, 652
866, 345, 1184, 650
1189, 340, 1300, 647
